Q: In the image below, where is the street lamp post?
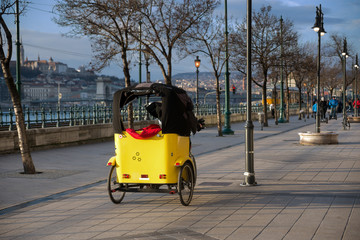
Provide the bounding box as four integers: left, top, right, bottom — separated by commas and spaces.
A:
354, 54, 359, 117
312, 4, 326, 133
273, 83, 278, 125
278, 16, 286, 123
242, 0, 256, 186
194, 56, 201, 115
145, 50, 151, 120
222, 0, 234, 135
342, 38, 349, 130
15, 0, 21, 99
138, 21, 142, 119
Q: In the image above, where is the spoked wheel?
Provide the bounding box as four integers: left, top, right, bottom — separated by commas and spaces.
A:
107, 165, 125, 204
178, 162, 194, 206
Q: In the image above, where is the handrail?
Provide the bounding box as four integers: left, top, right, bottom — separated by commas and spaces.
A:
0, 103, 300, 131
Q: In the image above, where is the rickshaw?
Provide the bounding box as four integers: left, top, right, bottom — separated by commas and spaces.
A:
107, 83, 203, 206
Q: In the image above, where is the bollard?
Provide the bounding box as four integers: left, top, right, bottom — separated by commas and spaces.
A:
258, 112, 264, 131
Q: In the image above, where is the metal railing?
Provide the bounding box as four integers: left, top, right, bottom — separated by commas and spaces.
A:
1, 105, 112, 131
0, 103, 299, 131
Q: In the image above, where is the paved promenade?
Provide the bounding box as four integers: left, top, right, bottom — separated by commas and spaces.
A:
0, 115, 359, 239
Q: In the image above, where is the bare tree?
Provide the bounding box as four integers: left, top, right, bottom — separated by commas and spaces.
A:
183, 15, 226, 136
232, 6, 297, 126
0, 1, 36, 174
291, 44, 316, 120
133, 0, 219, 85
325, 33, 354, 62
303, 76, 316, 118
324, 34, 355, 102
325, 33, 354, 86
54, 0, 142, 128
322, 59, 342, 97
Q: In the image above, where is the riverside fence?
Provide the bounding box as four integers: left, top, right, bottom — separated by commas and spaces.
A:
0, 104, 299, 131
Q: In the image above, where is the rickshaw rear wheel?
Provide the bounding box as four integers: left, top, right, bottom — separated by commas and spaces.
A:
107, 165, 125, 204
178, 162, 194, 206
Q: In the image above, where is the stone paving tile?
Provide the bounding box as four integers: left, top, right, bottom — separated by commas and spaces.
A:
313, 196, 355, 240
282, 196, 334, 240
342, 197, 360, 239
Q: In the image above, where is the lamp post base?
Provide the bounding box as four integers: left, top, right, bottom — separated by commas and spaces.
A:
222, 111, 234, 135
278, 118, 288, 123
222, 128, 234, 135
240, 182, 257, 186
241, 175, 257, 186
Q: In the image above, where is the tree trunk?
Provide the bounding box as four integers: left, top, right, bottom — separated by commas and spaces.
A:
311, 93, 314, 117
215, 77, 222, 136
273, 86, 278, 124
122, 50, 134, 129
165, 57, 172, 85
2, 65, 36, 174
285, 76, 290, 122
306, 92, 310, 118
262, 84, 268, 127
262, 73, 268, 127
298, 88, 302, 120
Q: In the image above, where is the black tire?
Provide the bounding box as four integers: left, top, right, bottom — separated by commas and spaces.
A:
178, 162, 194, 206
107, 165, 125, 204
190, 153, 197, 186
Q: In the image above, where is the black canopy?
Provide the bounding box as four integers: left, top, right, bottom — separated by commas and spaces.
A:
113, 83, 198, 136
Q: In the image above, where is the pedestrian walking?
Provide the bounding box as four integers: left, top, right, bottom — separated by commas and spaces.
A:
319, 97, 327, 119
329, 96, 338, 119
270, 103, 275, 118
353, 97, 360, 110
312, 100, 317, 118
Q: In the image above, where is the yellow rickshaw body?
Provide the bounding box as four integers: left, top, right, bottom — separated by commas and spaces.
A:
114, 131, 190, 184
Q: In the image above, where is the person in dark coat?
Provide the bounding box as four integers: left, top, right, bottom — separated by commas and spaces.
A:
319, 97, 327, 119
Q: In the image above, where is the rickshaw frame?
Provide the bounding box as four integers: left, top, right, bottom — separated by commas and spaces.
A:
107, 83, 201, 206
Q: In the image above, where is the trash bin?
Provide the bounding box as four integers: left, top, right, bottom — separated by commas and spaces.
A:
258, 112, 264, 131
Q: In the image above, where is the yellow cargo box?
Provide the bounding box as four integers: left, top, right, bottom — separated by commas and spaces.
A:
114, 131, 190, 184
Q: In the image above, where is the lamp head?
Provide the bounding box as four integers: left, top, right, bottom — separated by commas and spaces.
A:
320, 11, 326, 36
312, 25, 320, 32
194, 56, 201, 68
342, 38, 348, 57
312, 6, 320, 32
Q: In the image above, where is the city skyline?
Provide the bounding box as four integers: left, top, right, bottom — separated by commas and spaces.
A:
5, 0, 360, 82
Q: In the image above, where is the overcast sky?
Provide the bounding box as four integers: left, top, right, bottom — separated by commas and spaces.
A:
5, 0, 360, 82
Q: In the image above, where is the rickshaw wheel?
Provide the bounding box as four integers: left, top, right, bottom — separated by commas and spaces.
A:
178, 162, 194, 206
107, 166, 125, 204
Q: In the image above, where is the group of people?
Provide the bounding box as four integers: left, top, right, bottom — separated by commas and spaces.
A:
312, 96, 360, 120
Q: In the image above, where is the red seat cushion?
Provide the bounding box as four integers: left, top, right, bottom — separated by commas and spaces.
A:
126, 124, 162, 139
